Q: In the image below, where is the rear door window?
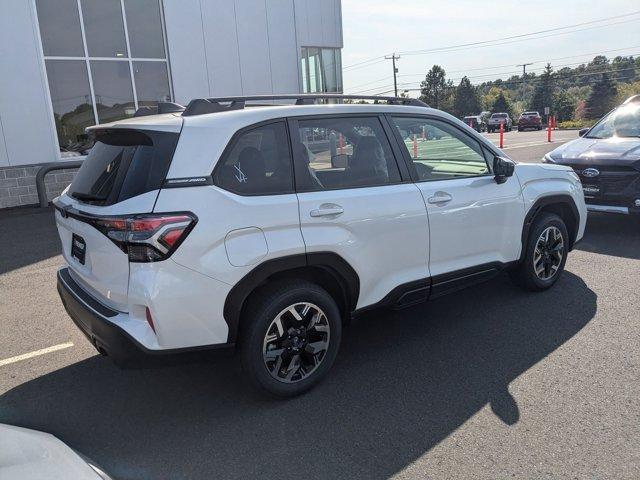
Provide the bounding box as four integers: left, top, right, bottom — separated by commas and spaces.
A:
213, 121, 294, 195
293, 116, 401, 191
68, 129, 179, 205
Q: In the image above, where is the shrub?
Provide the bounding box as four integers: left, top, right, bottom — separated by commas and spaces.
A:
557, 119, 595, 130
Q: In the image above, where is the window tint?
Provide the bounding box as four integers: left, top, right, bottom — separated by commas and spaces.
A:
391, 117, 489, 181
295, 117, 400, 191
36, 0, 84, 56
214, 122, 293, 195
69, 129, 178, 205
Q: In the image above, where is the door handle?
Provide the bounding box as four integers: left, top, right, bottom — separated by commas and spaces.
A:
310, 204, 344, 217
427, 192, 453, 205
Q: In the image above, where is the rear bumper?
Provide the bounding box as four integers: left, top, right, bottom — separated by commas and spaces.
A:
57, 268, 234, 367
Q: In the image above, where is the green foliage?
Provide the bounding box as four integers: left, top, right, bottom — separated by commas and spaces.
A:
585, 72, 618, 119
529, 63, 555, 115
491, 91, 513, 116
615, 80, 640, 104
453, 76, 481, 117
553, 89, 576, 122
420, 65, 454, 110
557, 119, 594, 130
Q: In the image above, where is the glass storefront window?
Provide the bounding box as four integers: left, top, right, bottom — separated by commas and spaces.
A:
90, 61, 135, 123
300, 47, 343, 93
35, 0, 84, 56
44, 60, 95, 156
124, 0, 166, 58
81, 0, 128, 58
35, 0, 172, 155
133, 62, 171, 106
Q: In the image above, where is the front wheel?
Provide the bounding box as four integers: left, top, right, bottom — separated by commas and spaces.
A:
239, 280, 342, 397
509, 213, 569, 291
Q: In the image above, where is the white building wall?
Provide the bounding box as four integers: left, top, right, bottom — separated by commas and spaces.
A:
0, 0, 59, 167
0, 0, 342, 179
164, 0, 342, 104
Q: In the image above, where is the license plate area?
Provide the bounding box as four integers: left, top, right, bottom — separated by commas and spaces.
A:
71, 233, 86, 265
582, 184, 600, 198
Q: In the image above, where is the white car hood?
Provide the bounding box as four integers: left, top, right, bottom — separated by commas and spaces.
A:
0, 424, 107, 480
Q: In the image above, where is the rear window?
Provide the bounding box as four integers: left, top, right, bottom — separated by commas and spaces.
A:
492, 113, 507, 118
69, 129, 179, 205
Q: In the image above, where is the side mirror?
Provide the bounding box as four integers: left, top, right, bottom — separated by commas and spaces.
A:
578, 128, 589, 137
493, 156, 515, 184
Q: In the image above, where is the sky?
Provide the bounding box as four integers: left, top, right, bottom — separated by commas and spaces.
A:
341, 0, 640, 96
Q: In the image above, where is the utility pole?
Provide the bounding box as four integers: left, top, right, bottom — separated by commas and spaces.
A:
516, 63, 533, 104
385, 53, 400, 97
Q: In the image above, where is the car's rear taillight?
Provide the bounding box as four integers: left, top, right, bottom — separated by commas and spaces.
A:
88, 213, 197, 262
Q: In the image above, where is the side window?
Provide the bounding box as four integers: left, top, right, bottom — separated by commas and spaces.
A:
390, 117, 490, 181
294, 116, 401, 191
214, 122, 293, 195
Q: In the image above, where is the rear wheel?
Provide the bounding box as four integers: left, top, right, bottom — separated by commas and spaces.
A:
509, 213, 569, 291
239, 280, 342, 397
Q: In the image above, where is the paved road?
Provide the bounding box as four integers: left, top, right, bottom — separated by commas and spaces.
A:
484, 128, 578, 163
1, 133, 639, 479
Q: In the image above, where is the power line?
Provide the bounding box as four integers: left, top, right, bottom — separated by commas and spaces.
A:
352, 64, 639, 96
393, 45, 640, 78
384, 54, 400, 96
343, 11, 640, 71
397, 12, 640, 56
516, 63, 533, 102
346, 51, 640, 94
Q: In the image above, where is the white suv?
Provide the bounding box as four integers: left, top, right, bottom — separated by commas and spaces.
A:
54, 95, 587, 397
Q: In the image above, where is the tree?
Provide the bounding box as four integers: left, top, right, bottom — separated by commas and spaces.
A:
585, 72, 618, 119
529, 63, 555, 115
491, 91, 513, 116
453, 76, 481, 117
553, 89, 575, 122
419, 65, 448, 109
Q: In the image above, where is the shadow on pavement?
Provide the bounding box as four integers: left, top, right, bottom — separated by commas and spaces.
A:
576, 212, 640, 260
0, 206, 60, 275
0, 272, 596, 480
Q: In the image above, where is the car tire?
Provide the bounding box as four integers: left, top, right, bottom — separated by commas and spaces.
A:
509, 212, 569, 292
517, 127, 522, 132
239, 279, 342, 398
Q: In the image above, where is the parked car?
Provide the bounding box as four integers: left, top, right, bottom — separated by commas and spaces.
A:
543, 94, 640, 216
487, 112, 512, 132
0, 424, 112, 479
54, 94, 586, 397
462, 115, 486, 132
517, 111, 542, 131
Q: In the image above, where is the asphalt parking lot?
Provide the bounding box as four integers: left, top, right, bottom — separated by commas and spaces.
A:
1, 132, 639, 479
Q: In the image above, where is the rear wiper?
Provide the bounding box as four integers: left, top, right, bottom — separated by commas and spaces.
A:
71, 192, 107, 202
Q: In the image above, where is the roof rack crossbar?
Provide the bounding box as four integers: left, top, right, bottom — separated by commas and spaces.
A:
133, 101, 185, 117
181, 94, 428, 116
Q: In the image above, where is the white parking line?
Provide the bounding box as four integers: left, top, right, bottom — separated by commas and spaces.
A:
0, 342, 74, 367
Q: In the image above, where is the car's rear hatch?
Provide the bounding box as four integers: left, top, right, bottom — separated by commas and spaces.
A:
54, 114, 182, 311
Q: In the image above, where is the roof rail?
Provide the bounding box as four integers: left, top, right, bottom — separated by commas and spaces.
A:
181, 94, 428, 117
133, 102, 185, 117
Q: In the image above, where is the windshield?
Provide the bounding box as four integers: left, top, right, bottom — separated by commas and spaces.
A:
586, 102, 640, 139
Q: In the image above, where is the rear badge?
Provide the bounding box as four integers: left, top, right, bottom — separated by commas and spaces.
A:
581, 168, 600, 178
71, 233, 86, 265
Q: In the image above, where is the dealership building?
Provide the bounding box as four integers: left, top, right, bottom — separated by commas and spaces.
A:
0, 0, 343, 208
